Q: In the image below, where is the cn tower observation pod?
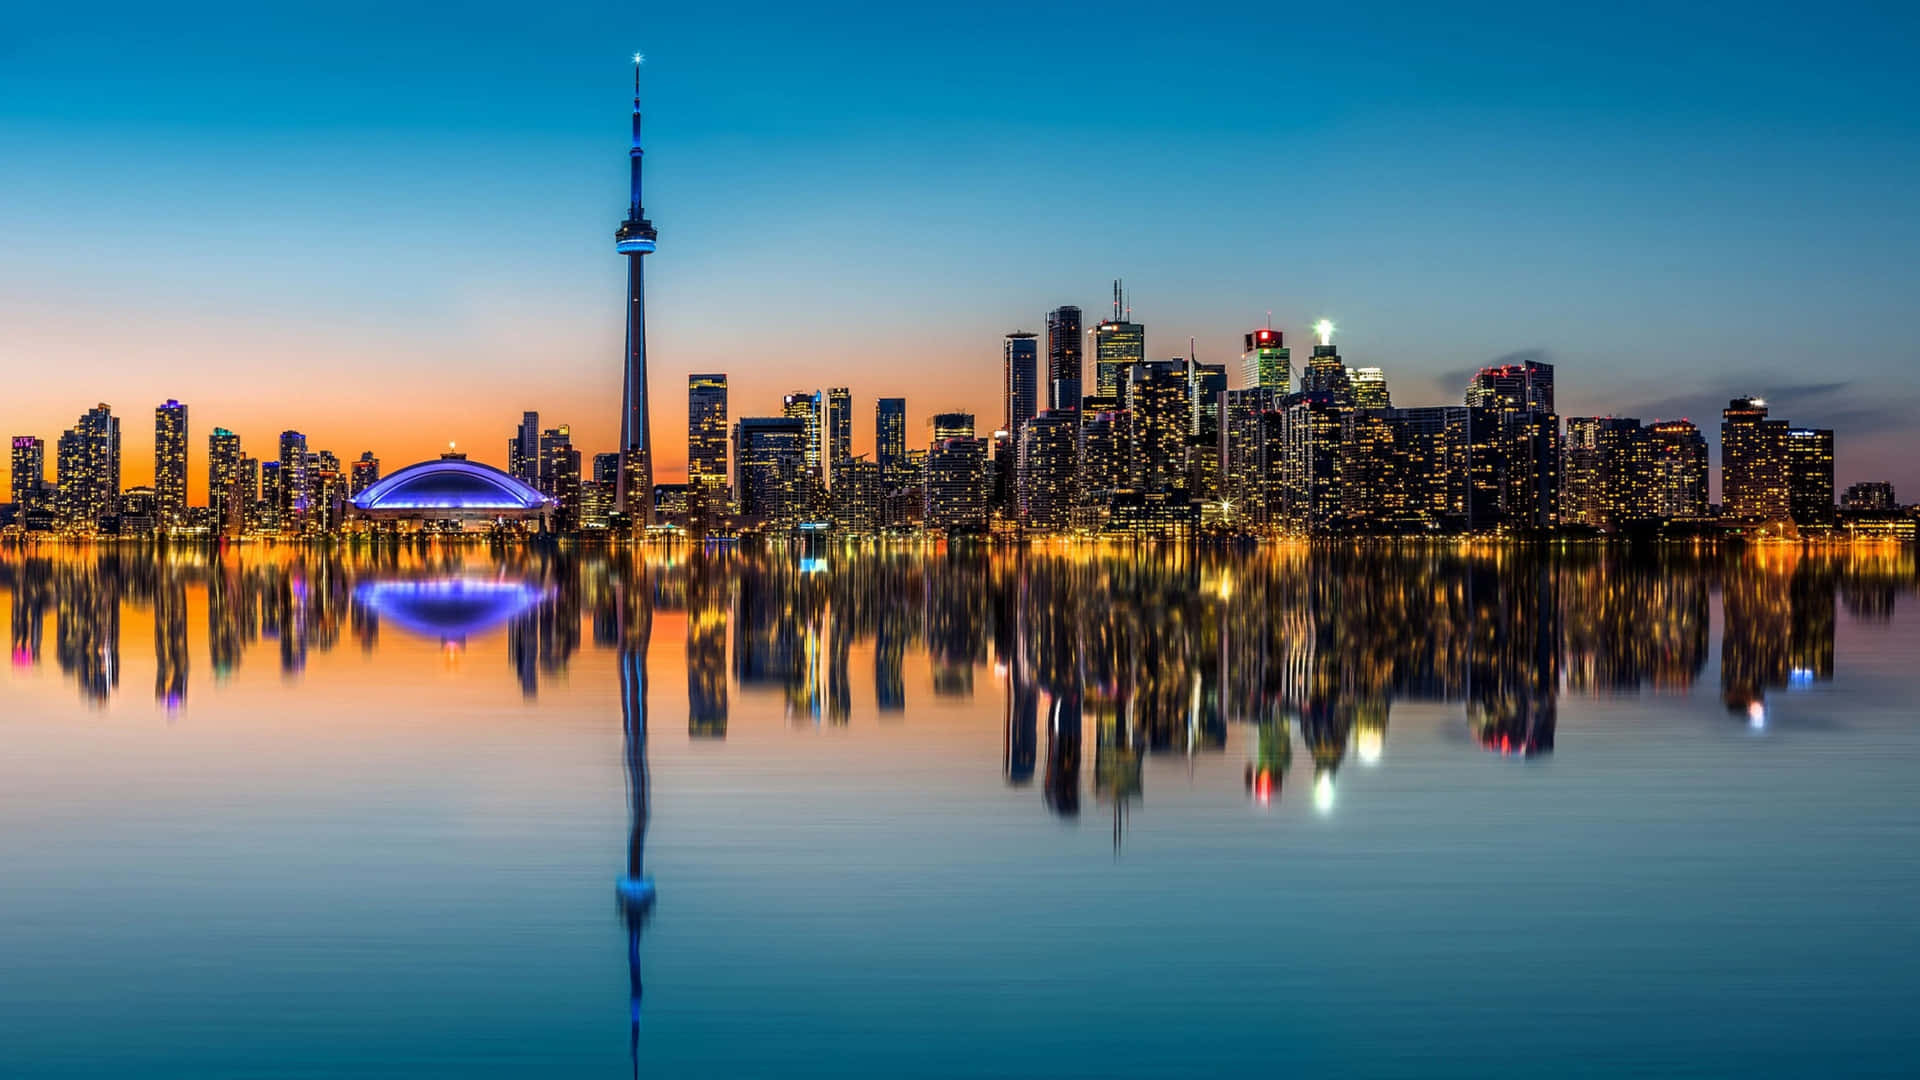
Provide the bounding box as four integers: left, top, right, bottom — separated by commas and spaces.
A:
349, 456, 554, 521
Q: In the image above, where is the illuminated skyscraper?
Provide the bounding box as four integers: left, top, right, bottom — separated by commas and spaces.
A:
1003, 332, 1038, 438
208, 428, 246, 533
876, 398, 906, 484
1300, 321, 1355, 406
1350, 368, 1390, 409
1563, 417, 1649, 529
1842, 481, 1896, 512
1280, 394, 1346, 530
825, 386, 852, 480
1046, 306, 1083, 411
1721, 397, 1789, 524
10, 436, 46, 509
153, 400, 188, 527
350, 452, 380, 497
1241, 327, 1290, 393
1093, 281, 1145, 397
277, 431, 309, 531
55, 404, 120, 532
687, 374, 729, 498
1786, 427, 1835, 527
929, 411, 975, 444
1017, 411, 1077, 532
1649, 420, 1709, 519
782, 390, 823, 473
924, 436, 989, 533
539, 425, 583, 527
734, 416, 808, 527
1465, 360, 1560, 531
509, 411, 540, 486
1123, 362, 1188, 493
614, 58, 659, 523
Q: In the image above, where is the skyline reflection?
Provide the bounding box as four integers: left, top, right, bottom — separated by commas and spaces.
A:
5, 544, 1912, 823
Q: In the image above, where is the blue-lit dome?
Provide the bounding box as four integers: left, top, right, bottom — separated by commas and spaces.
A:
350, 457, 553, 517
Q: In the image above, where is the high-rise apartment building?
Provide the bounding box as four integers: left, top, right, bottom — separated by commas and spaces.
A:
349, 452, 380, 496
208, 428, 246, 532
924, 436, 989, 533
56, 404, 120, 531
825, 386, 853, 481
277, 431, 309, 530
1842, 481, 1896, 512
154, 400, 188, 527
734, 416, 808, 528
1046, 306, 1083, 411
509, 411, 540, 486
876, 398, 907, 484
10, 436, 46, 509
1350, 368, 1390, 409
1123, 362, 1189, 493
1785, 427, 1835, 527
1721, 397, 1789, 524
539, 425, 583, 525
782, 390, 823, 475
1003, 332, 1038, 439
1017, 412, 1077, 532
1649, 420, 1709, 520
688, 374, 729, 497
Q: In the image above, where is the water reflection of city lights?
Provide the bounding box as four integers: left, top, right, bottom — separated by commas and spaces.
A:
1313, 773, 1335, 815
1788, 667, 1815, 689
800, 557, 828, 575
1747, 701, 1767, 730
1357, 729, 1384, 765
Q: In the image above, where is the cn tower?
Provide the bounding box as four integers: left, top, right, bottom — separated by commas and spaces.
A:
614, 54, 658, 524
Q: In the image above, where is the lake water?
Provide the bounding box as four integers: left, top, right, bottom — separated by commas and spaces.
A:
4, 544, 1918, 1078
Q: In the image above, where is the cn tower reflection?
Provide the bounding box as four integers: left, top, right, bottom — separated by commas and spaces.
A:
615, 570, 656, 1074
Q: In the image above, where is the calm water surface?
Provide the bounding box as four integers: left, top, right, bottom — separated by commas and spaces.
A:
4, 545, 1918, 1078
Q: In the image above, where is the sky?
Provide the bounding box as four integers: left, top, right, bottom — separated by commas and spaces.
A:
4, 1, 1919, 500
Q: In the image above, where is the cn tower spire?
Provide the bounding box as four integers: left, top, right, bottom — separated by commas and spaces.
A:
615, 54, 658, 525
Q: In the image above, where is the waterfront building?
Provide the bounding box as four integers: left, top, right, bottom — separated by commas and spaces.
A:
276, 431, 309, 532
825, 386, 852, 482
1786, 427, 1836, 527
1649, 420, 1709, 519
11, 436, 46, 510
924, 436, 988, 534
55, 404, 120, 532
1017, 411, 1077, 532
1004, 332, 1038, 439
1563, 417, 1650, 530
1350, 368, 1390, 409
876, 398, 907, 484
1842, 481, 1896, 512
1280, 394, 1346, 531
1397, 406, 1470, 529
829, 455, 881, 534
509, 411, 540, 486
688, 374, 729, 498
349, 452, 380, 497
1721, 397, 1790, 524
1046, 306, 1083, 411
1221, 388, 1281, 525
539, 426, 583, 527
1300, 322, 1355, 406
154, 400, 188, 528
207, 428, 246, 533
1123, 361, 1188, 493
733, 416, 808, 528
1465, 362, 1560, 531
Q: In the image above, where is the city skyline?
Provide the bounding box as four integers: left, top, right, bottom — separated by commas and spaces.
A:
5, 6, 1920, 498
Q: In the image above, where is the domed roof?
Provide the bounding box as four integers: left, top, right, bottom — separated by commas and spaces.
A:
350, 457, 554, 517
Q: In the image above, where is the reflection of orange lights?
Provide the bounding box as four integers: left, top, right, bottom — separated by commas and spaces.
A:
1252, 768, 1273, 804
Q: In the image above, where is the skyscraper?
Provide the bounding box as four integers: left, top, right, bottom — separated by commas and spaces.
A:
1093, 282, 1145, 397
1649, 420, 1709, 520
614, 58, 659, 523
1046, 306, 1083, 411
825, 386, 853, 481
10, 436, 45, 509
783, 390, 823, 475
1242, 327, 1290, 393
208, 428, 245, 532
1300, 322, 1355, 406
277, 431, 309, 530
1350, 368, 1390, 409
154, 400, 188, 527
733, 416, 808, 527
688, 374, 729, 498
930, 412, 975, 443
509, 411, 540, 486
1004, 332, 1039, 439
1786, 427, 1835, 527
350, 452, 380, 496
1017, 412, 1077, 532
540, 425, 582, 526
1722, 397, 1788, 524
56, 404, 120, 532
876, 398, 906, 484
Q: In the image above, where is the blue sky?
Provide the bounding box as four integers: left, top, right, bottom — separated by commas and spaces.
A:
4, 1, 1918, 491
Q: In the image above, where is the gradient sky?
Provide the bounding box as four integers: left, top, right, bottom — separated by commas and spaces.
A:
4, 1, 1919, 499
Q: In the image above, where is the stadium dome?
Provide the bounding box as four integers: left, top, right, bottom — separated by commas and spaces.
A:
349, 455, 554, 519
